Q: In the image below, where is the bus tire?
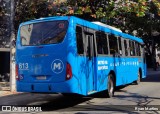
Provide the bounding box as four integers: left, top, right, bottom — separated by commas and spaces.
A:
107, 74, 115, 98
136, 70, 141, 85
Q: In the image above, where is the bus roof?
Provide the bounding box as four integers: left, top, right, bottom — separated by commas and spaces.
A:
92, 22, 122, 33
20, 16, 144, 44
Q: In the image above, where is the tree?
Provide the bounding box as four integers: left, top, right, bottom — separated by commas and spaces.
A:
55, 0, 160, 68
2, 0, 158, 42
0, 0, 11, 48
15, 0, 50, 31
14, 0, 160, 68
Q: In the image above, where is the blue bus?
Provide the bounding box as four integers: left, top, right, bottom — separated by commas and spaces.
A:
16, 16, 146, 97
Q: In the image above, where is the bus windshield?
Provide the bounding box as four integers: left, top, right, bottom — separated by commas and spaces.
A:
20, 20, 68, 46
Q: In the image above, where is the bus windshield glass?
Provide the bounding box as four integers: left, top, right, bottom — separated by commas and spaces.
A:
20, 20, 68, 46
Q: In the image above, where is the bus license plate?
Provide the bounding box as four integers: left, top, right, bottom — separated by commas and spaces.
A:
36, 76, 46, 80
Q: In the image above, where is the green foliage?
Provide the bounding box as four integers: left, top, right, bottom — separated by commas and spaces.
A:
14, 0, 160, 39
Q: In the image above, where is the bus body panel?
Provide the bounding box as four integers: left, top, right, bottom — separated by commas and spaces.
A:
16, 16, 146, 96
96, 57, 140, 89
16, 33, 69, 82
16, 76, 79, 93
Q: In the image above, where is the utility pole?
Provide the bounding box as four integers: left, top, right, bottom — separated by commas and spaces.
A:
10, 0, 16, 92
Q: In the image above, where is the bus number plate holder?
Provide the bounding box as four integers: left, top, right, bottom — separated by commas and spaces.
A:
36, 76, 46, 80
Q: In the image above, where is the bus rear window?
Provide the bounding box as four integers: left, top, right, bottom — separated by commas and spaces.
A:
20, 21, 68, 46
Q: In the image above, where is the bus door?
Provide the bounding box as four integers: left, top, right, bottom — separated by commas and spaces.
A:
84, 33, 96, 94
142, 46, 147, 77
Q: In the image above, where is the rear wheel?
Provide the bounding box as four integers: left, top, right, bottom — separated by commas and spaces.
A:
107, 74, 115, 98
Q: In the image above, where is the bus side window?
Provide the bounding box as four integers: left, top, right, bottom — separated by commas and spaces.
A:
129, 41, 133, 56
129, 41, 136, 56
132, 41, 136, 56
118, 37, 122, 55
135, 42, 141, 56
76, 26, 84, 54
109, 34, 118, 55
96, 31, 108, 55
124, 40, 128, 56
139, 44, 142, 56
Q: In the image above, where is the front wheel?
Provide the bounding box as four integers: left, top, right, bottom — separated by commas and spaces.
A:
107, 74, 115, 98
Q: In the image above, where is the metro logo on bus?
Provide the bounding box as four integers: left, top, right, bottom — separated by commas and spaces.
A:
51, 59, 64, 74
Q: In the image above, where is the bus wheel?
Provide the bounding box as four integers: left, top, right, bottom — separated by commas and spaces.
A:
136, 71, 141, 85
107, 74, 115, 98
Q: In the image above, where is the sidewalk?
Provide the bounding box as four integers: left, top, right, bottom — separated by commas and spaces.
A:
0, 82, 20, 97
0, 90, 19, 97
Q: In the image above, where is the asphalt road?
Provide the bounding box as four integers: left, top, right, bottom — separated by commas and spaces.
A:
0, 72, 160, 113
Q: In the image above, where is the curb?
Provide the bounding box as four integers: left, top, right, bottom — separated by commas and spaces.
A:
0, 91, 19, 97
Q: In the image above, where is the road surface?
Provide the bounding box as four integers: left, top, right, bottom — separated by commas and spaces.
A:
0, 72, 160, 113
